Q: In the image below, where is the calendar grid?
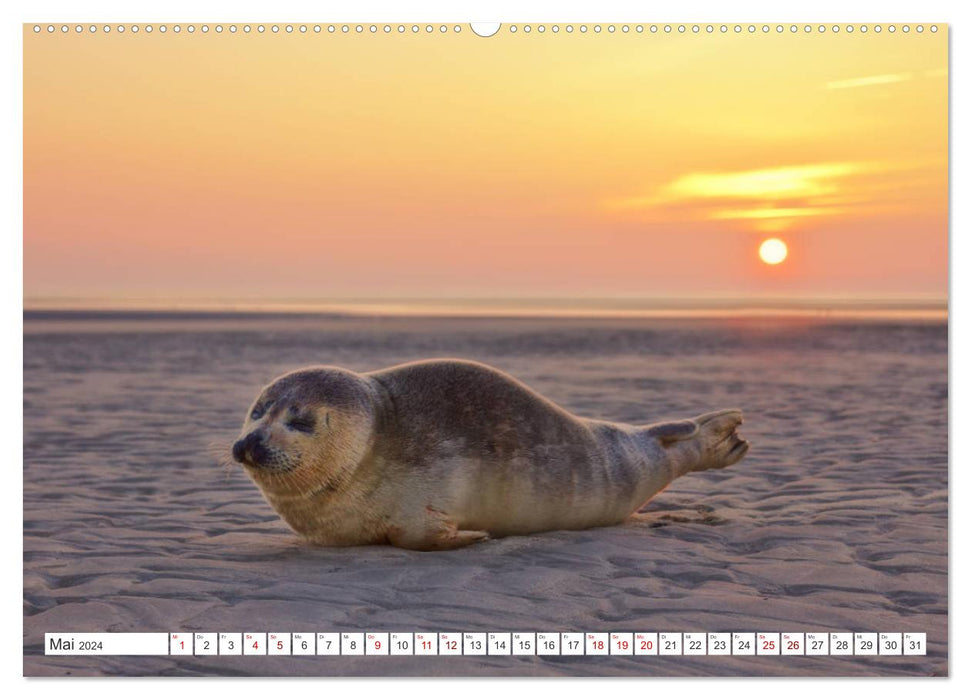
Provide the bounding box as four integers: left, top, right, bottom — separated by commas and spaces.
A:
43, 632, 926, 657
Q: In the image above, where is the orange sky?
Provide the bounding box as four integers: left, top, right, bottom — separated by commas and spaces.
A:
23, 25, 948, 305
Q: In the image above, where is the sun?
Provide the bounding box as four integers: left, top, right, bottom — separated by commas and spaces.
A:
758, 238, 788, 265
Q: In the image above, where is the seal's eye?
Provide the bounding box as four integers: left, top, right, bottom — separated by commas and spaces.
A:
250, 399, 274, 421
286, 415, 316, 434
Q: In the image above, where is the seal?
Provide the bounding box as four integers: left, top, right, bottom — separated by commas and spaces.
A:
231, 359, 749, 550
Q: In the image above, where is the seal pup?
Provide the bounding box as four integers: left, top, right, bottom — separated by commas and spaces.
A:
231, 359, 749, 550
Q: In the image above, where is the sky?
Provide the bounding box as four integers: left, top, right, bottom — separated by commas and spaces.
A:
23, 25, 948, 306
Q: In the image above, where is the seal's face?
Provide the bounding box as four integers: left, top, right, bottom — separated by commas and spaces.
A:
232, 367, 377, 497
232, 393, 322, 474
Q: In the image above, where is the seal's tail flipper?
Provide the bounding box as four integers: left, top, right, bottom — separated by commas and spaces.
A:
644, 419, 699, 447
642, 409, 748, 476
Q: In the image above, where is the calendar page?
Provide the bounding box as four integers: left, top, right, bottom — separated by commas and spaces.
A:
22, 14, 947, 677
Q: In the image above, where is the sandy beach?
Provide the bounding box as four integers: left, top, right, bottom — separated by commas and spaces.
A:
22, 312, 947, 676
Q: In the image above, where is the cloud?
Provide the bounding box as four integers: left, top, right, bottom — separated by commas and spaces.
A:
708, 206, 839, 221
605, 162, 870, 232
825, 72, 914, 90
661, 163, 860, 201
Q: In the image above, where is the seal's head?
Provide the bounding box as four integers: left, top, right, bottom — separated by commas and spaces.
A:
232, 366, 378, 498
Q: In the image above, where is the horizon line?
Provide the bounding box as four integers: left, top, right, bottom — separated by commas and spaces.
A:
22, 295, 948, 322
23, 294, 948, 307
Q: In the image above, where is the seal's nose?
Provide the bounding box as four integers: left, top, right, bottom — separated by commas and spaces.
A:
232, 432, 264, 464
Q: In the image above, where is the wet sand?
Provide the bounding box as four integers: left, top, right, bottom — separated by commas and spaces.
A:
22, 314, 947, 676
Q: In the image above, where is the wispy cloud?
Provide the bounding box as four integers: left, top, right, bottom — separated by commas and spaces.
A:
708, 206, 839, 221
606, 162, 871, 232
825, 72, 914, 90
661, 163, 860, 201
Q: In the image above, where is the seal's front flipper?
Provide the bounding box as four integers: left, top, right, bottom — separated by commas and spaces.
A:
430, 529, 491, 550
390, 527, 490, 551
389, 505, 492, 550
645, 420, 699, 447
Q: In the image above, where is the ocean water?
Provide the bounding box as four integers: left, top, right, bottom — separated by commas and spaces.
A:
22, 313, 948, 676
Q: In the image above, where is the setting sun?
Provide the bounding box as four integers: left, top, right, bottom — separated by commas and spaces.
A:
759, 238, 788, 265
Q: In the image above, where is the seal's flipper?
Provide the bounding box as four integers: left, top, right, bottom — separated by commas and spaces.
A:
645, 419, 699, 447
